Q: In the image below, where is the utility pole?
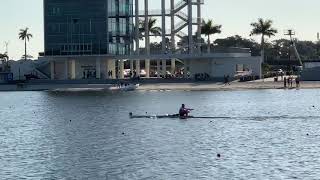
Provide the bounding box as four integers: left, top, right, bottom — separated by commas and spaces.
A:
284, 29, 295, 61
284, 29, 303, 69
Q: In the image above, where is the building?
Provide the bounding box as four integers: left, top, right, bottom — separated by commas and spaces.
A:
41, 0, 134, 80
301, 61, 320, 81
38, 0, 261, 81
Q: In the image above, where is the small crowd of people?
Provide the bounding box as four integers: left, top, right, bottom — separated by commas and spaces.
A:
283, 76, 300, 88
83, 70, 96, 79
107, 70, 113, 78
195, 73, 210, 81
117, 81, 132, 88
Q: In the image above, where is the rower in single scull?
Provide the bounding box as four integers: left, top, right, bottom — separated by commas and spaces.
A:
179, 104, 194, 118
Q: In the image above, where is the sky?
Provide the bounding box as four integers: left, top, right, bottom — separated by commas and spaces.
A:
0, 0, 320, 60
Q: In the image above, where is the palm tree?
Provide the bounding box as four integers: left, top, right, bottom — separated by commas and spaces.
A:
139, 18, 162, 39
19, 27, 33, 61
250, 18, 277, 62
0, 53, 8, 60
201, 20, 222, 53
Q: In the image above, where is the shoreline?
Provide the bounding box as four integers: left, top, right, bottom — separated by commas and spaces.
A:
137, 81, 320, 91
1, 80, 320, 92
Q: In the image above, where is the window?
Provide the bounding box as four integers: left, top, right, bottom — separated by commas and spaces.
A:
49, 7, 62, 16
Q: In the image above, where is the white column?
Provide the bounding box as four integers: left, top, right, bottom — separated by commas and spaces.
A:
171, 59, 176, 74
96, 58, 101, 79
162, 59, 166, 76
135, 60, 140, 76
197, 0, 202, 54
145, 0, 149, 54
188, 0, 193, 54
130, 60, 134, 77
64, 60, 68, 80
183, 59, 188, 78
71, 59, 76, 80
170, 0, 175, 53
119, 60, 124, 79
171, 0, 176, 73
161, 0, 166, 53
133, 0, 140, 78
145, 0, 150, 78
145, 60, 150, 78
135, 0, 140, 55
157, 60, 161, 78
50, 61, 55, 80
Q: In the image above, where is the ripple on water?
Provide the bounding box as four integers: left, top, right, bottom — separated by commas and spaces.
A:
0, 90, 320, 179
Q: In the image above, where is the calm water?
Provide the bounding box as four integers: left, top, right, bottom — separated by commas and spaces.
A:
1, 89, 320, 179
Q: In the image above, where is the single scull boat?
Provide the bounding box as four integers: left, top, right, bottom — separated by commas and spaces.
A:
129, 113, 231, 119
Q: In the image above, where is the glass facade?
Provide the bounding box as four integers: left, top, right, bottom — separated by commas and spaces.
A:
44, 0, 133, 56
107, 0, 133, 55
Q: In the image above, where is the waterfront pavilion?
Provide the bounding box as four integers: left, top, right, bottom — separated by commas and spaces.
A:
39, 0, 262, 81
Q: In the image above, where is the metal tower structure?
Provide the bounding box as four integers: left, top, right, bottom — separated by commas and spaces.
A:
134, 0, 204, 55
284, 29, 303, 67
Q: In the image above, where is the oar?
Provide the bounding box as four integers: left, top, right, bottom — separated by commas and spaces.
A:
189, 116, 232, 119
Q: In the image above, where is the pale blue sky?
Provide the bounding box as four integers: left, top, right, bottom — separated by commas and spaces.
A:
0, 0, 319, 60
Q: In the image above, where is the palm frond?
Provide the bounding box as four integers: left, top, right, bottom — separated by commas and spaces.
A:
201, 19, 222, 36
250, 18, 277, 37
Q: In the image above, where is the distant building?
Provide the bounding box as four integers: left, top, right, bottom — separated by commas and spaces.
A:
301, 61, 320, 81
43, 0, 133, 56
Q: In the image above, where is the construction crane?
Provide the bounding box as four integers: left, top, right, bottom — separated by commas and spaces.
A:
284, 29, 303, 70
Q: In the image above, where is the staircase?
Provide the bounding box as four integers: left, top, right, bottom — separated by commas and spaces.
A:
34, 60, 50, 79
174, 0, 188, 13
176, 31, 187, 39
176, 11, 188, 21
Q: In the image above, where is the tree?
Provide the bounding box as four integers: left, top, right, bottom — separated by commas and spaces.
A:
214, 35, 261, 56
19, 27, 33, 61
201, 19, 222, 53
250, 18, 277, 62
177, 35, 205, 53
0, 53, 8, 60
139, 18, 161, 39
268, 39, 319, 61
0, 53, 9, 71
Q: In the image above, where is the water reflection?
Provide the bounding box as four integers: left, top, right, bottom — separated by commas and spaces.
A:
1, 90, 320, 179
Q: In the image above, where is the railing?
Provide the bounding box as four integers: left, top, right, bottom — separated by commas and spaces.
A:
176, 11, 188, 21
176, 31, 187, 38
191, 0, 204, 4
135, 9, 171, 16
174, 21, 187, 32
135, 47, 252, 56
174, 0, 187, 11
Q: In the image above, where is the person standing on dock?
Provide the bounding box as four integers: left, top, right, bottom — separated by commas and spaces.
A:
284, 77, 287, 88
296, 77, 300, 88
